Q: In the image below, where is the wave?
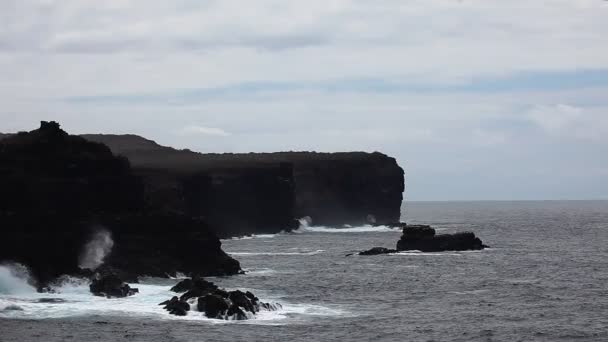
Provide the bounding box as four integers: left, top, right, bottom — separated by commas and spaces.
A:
229, 250, 325, 256
226, 233, 279, 241
295, 225, 400, 233
391, 251, 463, 256
0, 263, 37, 295
0, 278, 343, 324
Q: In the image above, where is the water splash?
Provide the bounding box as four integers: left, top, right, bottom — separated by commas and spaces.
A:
0, 263, 37, 295
79, 228, 114, 270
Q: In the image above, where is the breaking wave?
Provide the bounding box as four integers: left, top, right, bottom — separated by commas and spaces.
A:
0, 263, 37, 295
229, 250, 325, 256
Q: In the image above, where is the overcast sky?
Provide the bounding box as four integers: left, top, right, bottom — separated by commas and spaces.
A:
2, 0, 608, 201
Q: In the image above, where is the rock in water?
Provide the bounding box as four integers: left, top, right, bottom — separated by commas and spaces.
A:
396, 225, 487, 252
89, 273, 138, 298
356, 223, 488, 255
162, 278, 281, 319
171, 277, 218, 301
358, 247, 397, 255
159, 296, 190, 316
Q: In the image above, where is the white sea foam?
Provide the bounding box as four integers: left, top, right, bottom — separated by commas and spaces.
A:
0, 278, 343, 323
0, 264, 37, 295
296, 225, 399, 233
227, 233, 278, 241
391, 251, 463, 256
229, 250, 325, 256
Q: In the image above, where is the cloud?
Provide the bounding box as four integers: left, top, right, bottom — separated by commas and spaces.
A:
177, 125, 231, 137
527, 104, 583, 132
526, 104, 608, 142
2, 0, 608, 200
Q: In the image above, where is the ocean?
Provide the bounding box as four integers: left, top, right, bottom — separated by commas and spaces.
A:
1, 200, 607, 341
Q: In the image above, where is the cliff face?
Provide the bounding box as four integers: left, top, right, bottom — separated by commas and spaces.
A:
0, 123, 240, 285
83, 135, 405, 230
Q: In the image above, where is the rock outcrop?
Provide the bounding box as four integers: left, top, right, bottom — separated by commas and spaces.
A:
161, 277, 281, 320
396, 225, 487, 252
354, 224, 487, 255
0, 122, 240, 286
82, 134, 405, 235
89, 273, 138, 298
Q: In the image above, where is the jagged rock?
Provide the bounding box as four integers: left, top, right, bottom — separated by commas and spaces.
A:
162, 278, 280, 319
198, 294, 233, 319
89, 273, 138, 298
356, 224, 488, 255
397, 226, 487, 252
159, 296, 190, 316
171, 278, 218, 301
358, 247, 397, 255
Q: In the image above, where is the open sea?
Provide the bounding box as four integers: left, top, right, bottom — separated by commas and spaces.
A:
1, 200, 608, 341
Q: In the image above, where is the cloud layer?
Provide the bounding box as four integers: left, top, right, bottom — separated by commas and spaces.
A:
1, 0, 608, 200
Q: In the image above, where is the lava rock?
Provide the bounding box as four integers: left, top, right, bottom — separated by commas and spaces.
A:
198, 294, 232, 319
173, 278, 218, 301
89, 273, 138, 298
159, 296, 190, 316
396, 226, 487, 252
162, 278, 280, 320
358, 247, 397, 255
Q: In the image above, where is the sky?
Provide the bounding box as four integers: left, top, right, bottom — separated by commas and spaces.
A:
1, 0, 608, 201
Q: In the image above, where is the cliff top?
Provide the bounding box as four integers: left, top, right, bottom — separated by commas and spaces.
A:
82, 134, 399, 171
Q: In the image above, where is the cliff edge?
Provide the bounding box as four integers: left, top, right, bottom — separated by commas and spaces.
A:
0, 122, 240, 285
83, 134, 405, 231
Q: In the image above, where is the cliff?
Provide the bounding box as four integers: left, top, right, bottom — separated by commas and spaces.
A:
0, 122, 240, 285
83, 134, 405, 230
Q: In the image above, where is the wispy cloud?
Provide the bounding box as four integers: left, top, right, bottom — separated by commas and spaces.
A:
2, 0, 608, 200
177, 125, 231, 137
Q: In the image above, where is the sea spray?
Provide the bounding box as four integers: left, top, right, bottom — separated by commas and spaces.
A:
0, 263, 37, 294
79, 228, 114, 270
298, 216, 313, 228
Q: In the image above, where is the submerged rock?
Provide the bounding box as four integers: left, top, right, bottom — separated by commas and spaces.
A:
358, 247, 397, 255
89, 273, 138, 298
162, 278, 281, 320
2, 305, 24, 311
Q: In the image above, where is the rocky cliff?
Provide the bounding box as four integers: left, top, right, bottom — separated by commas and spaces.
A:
83, 135, 405, 231
0, 122, 240, 286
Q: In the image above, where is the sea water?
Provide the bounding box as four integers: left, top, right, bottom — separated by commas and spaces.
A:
1, 200, 607, 341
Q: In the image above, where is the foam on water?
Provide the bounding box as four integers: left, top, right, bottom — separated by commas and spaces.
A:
229, 250, 325, 256
0, 277, 344, 324
0, 264, 37, 295
296, 225, 400, 233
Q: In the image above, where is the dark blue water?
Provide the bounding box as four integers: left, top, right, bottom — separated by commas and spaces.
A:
2, 200, 608, 341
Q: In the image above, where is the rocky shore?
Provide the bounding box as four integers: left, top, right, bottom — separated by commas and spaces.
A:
0, 122, 240, 286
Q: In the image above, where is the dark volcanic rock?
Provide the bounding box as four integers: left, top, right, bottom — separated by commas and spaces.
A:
159, 296, 190, 316
171, 277, 218, 301
397, 226, 487, 252
82, 135, 405, 236
356, 223, 487, 255
0, 122, 241, 286
89, 273, 138, 298
358, 247, 397, 255
162, 278, 280, 320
